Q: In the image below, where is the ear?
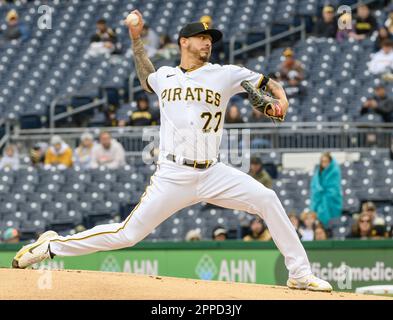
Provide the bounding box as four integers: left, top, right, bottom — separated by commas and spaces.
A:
179, 37, 188, 49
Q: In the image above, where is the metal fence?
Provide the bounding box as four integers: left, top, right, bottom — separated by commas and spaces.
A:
8, 122, 393, 156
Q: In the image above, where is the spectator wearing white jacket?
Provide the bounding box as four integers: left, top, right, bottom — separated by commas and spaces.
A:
0, 144, 20, 170
91, 131, 126, 169
73, 132, 96, 169
368, 39, 393, 74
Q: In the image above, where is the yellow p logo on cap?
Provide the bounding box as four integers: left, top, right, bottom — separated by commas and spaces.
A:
202, 22, 209, 30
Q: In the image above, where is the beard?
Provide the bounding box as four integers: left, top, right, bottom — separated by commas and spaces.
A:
199, 51, 211, 62
188, 44, 211, 62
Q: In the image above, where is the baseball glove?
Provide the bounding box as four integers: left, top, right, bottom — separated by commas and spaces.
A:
241, 80, 285, 122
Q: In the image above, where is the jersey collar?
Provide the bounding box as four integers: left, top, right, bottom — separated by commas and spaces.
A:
178, 62, 209, 73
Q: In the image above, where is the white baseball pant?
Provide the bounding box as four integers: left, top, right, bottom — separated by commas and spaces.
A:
50, 159, 312, 279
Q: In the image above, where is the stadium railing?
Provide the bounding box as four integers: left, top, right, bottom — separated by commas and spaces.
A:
229, 21, 306, 64
0, 119, 11, 151
8, 122, 393, 155
228, 0, 382, 64
49, 92, 108, 129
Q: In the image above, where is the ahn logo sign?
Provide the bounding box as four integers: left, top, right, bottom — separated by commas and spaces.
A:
100, 255, 158, 275
195, 255, 256, 283
195, 255, 218, 280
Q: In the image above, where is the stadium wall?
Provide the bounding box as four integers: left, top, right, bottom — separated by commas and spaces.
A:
1, 240, 393, 292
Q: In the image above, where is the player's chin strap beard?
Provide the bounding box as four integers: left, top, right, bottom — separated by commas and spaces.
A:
200, 55, 209, 63
199, 49, 210, 62
183, 47, 209, 66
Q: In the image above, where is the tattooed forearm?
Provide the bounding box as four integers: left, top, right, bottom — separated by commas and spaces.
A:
266, 79, 289, 109
132, 38, 155, 92
266, 79, 286, 100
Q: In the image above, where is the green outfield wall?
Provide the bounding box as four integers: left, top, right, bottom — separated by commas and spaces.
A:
1, 240, 393, 291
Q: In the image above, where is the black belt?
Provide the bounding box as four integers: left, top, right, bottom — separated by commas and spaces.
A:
166, 154, 214, 169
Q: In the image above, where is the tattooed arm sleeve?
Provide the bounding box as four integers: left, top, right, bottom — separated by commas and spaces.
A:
132, 38, 156, 93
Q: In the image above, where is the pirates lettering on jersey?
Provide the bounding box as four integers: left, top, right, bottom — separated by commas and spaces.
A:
161, 87, 221, 107
146, 63, 266, 160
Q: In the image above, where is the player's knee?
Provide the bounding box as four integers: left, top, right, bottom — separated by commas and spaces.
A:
251, 187, 277, 203
264, 188, 279, 203
116, 227, 139, 247
247, 187, 278, 217
124, 233, 139, 247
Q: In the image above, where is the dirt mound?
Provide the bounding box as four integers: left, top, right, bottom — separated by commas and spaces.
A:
0, 269, 389, 300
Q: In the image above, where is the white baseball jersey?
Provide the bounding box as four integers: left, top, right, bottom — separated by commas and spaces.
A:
146, 63, 266, 161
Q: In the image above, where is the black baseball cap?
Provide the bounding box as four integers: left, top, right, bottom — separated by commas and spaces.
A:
177, 22, 223, 45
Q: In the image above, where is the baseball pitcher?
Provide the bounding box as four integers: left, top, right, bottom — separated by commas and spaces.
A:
13, 10, 332, 292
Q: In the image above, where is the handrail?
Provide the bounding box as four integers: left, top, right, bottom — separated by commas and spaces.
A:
0, 120, 11, 150
229, 18, 306, 64
10, 120, 392, 155
12, 122, 393, 136
49, 94, 67, 131
228, 0, 381, 64
49, 91, 108, 130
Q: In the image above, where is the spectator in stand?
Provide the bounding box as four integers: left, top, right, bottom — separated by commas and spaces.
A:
310, 152, 343, 227
212, 226, 227, 241
243, 217, 271, 241
349, 4, 378, 41
73, 132, 96, 169
129, 96, 158, 126
0, 144, 19, 170
285, 80, 306, 99
44, 135, 73, 169
185, 229, 202, 241
2, 227, 20, 244
225, 104, 244, 124
361, 84, 393, 122
361, 201, 385, 226
275, 54, 306, 99
268, 70, 304, 101
368, 40, 393, 75
313, 5, 338, 38
279, 48, 304, 87
288, 212, 302, 238
154, 34, 179, 60
374, 27, 393, 52
384, 10, 393, 35
141, 24, 160, 58
91, 131, 126, 169
250, 108, 270, 123
87, 34, 114, 57
3, 9, 29, 43
314, 223, 328, 240
30, 142, 48, 167
299, 211, 318, 241
248, 155, 273, 189
350, 212, 389, 239
105, 104, 119, 127
95, 19, 117, 43
89, 19, 119, 55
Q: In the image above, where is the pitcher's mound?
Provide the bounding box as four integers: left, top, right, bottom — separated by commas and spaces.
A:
0, 269, 389, 300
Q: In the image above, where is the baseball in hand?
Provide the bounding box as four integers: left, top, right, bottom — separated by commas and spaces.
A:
126, 13, 140, 26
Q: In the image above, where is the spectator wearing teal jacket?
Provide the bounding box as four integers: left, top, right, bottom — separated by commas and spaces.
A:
310, 153, 343, 226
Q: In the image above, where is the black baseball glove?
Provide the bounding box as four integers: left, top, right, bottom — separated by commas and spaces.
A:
241, 80, 285, 122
